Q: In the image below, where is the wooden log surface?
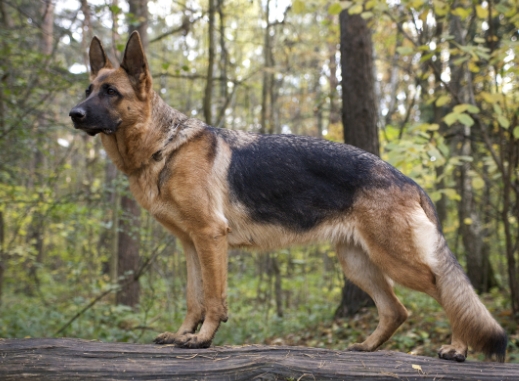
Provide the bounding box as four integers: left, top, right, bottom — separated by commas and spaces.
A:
0, 338, 518, 380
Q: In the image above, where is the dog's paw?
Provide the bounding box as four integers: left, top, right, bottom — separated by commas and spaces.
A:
173, 333, 212, 349
346, 343, 372, 352
153, 332, 178, 345
438, 345, 466, 362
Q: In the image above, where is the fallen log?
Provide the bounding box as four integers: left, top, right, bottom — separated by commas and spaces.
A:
0, 338, 517, 380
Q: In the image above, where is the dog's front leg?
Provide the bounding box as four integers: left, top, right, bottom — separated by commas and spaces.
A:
154, 239, 205, 345
157, 225, 229, 348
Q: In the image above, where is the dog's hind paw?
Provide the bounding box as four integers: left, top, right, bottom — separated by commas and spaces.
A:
438, 345, 467, 362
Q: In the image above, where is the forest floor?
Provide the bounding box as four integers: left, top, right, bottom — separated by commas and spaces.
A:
261, 291, 519, 363
2, 280, 518, 363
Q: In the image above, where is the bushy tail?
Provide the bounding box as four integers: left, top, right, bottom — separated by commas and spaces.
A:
435, 244, 507, 362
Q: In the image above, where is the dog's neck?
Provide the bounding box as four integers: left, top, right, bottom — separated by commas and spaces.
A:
100, 91, 203, 176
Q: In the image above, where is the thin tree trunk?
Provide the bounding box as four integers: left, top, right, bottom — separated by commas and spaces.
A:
26, 0, 54, 293
0, 211, 5, 304
116, 195, 141, 306
335, 10, 377, 318
109, 0, 120, 61
114, 0, 148, 308
449, 14, 489, 293
260, 0, 271, 134
0, 0, 13, 29
80, 0, 92, 68
203, 0, 216, 125
128, 0, 148, 48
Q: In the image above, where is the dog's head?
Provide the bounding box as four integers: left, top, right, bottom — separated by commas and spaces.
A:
69, 32, 152, 136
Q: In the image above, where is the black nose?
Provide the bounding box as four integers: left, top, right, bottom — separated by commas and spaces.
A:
69, 107, 86, 121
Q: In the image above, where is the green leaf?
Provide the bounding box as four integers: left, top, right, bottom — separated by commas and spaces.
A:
467, 104, 480, 113
513, 126, 519, 139
454, 103, 479, 114
476, 5, 489, 19
444, 112, 459, 126
328, 3, 342, 15
397, 46, 414, 55
452, 56, 469, 66
435, 95, 450, 107
453, 104, 469, 113
452, 7, 470, 20
472, 177, 485, 190
458, 113, 474, 127
349, 4, 363, 14
498, 115, 510, 129
481, 91, 497, 103
442, 188, 461, 201
429, 191, 441, 202
361, 11, 374, 19
292, 0, 306, 13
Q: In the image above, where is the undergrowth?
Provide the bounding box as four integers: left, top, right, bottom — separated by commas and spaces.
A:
1, 269, 518, 363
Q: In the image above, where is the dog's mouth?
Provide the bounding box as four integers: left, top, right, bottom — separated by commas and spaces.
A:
71, 120, 120, 136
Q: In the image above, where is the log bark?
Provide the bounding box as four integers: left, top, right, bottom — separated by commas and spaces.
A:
0, 338, 517, 380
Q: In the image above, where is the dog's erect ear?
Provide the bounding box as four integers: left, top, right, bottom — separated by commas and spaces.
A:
120, 31, 152, 99
89, 37, 113, 80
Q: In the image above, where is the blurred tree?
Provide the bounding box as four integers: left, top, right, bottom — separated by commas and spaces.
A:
335, 9, 377, 318
114, 0, 148, 308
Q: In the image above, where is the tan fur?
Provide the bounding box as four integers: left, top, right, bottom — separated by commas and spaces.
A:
73, 32, 506, 359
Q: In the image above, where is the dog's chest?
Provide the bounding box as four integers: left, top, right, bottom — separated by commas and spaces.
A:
128, 169, 161, 211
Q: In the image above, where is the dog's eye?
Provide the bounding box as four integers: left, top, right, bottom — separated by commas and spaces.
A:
107, 88, 117, 96
85, 87, 91, 97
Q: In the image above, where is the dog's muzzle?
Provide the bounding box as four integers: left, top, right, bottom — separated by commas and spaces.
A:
69, 106, 116, 136
69, 107, 86, 124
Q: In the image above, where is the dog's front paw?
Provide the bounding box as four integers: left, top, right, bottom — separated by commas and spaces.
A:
346, 343, 372, 352
438, 345, 466, 362
173, 333, 212, 349
154, 331, 178, 345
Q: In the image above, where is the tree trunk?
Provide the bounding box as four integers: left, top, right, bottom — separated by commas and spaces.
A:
128, 0, 148, 48
449, 14, 491, 293
80, 0, 92, 68
0, 0, 12, 29
25, 0, 54, 294
340, 12, 379, 155
203, 0, 216, 125
335, 10, 377, 318
0, 211, 4, 304
114, 0, 148, 308
260, 0, 272, 134
116, 195, 141, 307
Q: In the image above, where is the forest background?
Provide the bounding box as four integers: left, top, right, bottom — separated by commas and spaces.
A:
1, 0, 518, 363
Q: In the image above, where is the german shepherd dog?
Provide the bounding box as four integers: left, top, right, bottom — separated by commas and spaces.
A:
69, 32, 507, 362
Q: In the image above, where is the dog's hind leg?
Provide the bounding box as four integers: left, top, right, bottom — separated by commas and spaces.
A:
336, 243, 408, 352
356, 199, 506, 362
154, 239, 205, 345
